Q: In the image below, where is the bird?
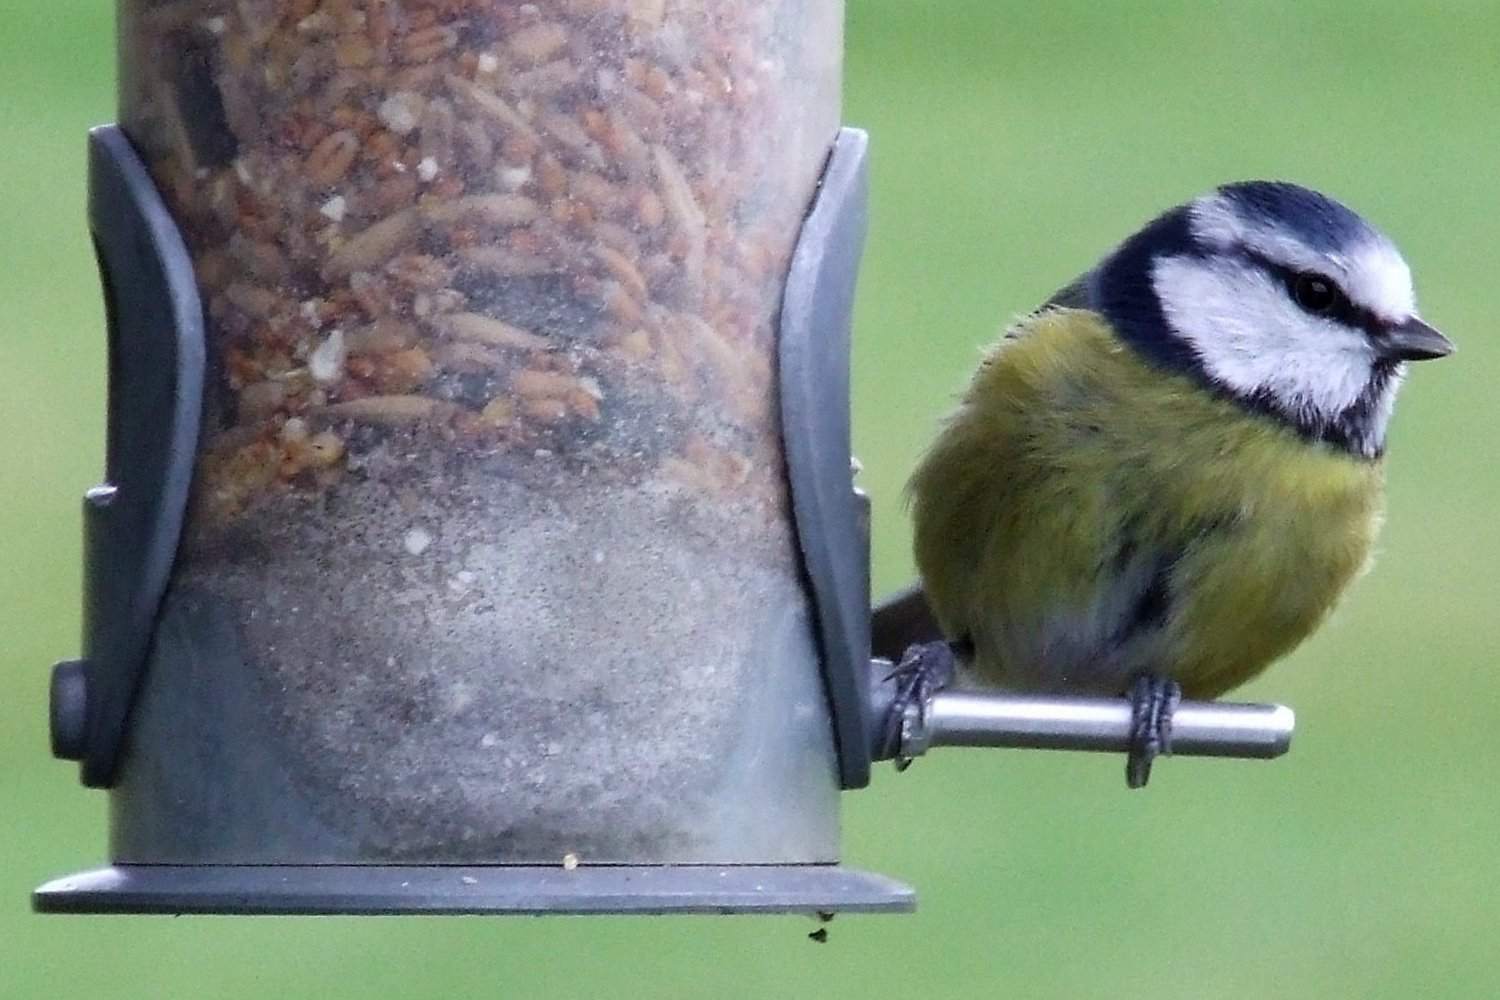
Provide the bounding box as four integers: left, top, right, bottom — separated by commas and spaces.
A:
882, 180, 1453, 788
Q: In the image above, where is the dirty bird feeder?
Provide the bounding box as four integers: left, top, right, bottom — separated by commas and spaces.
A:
36, 0, 1294, 916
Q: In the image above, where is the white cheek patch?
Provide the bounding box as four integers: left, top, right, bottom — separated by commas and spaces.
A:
1152, 255, 1381, 428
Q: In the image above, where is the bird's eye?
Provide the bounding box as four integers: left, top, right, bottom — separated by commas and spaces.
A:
1292, 273, 1339, 314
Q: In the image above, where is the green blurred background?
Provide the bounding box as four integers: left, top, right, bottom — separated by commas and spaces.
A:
3, 1, 1495, 996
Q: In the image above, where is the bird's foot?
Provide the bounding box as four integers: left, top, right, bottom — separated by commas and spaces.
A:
883, 641, 959, 771
1125, 673, 1181, 789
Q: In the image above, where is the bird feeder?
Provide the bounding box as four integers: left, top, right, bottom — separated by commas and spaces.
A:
36, 0, 1294, 917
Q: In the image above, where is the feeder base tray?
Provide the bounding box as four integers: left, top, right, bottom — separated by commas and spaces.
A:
34, 863, 915, 916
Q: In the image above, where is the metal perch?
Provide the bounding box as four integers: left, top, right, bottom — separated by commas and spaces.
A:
869, 663, 1295, 764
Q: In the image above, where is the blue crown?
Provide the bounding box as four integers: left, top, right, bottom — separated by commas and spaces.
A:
1214, 180, 1376, 253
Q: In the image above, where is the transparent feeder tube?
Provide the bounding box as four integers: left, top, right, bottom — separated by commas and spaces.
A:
111, 0, 847, 865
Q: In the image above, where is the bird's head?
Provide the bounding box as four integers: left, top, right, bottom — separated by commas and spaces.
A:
1093, 180, 1452, 458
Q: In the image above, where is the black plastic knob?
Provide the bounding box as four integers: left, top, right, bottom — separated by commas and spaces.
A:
50, 660, 90, 761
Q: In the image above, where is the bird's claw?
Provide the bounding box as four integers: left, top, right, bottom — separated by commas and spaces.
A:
882, 641, 958, 770
1126, 673, 1181, 788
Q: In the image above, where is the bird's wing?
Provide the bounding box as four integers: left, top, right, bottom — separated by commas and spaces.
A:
873, 274, 1098, 655
905, 310, 1154, 690
1038, 270, 1095, 311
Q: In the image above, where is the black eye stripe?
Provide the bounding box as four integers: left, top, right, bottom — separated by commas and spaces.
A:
1237, 249, 1386, 336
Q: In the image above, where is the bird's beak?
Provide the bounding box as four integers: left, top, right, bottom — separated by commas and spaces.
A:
1375, 316, 1454, 362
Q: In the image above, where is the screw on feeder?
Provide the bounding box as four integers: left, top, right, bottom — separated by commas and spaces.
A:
85, 485, 119, 507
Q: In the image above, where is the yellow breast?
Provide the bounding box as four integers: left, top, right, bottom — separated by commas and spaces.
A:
909, 308, 1385, 698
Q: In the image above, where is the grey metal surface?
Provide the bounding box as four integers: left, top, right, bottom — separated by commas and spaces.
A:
900, 689, 1295, 760
780, 127, 875, 790
34, 865, 915, 916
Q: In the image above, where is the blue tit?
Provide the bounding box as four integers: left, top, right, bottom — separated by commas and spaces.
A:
886, 181, 1453, 787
